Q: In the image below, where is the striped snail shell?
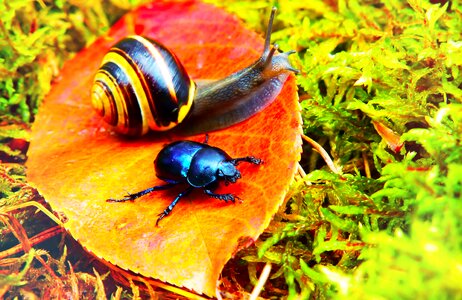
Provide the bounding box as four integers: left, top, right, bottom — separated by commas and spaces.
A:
91, 7, 298, 136
91, 36, 195, 136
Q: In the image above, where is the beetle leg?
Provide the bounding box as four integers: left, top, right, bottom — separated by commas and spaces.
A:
156, 186, 194, 226
106, 182, 179, 203
203, 133, 209, 144
230, 156, 262, 165
203, 189, 239, 203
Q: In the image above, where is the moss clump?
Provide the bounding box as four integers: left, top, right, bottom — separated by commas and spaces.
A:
209, 0, 462, 299
0, 0, 128, 122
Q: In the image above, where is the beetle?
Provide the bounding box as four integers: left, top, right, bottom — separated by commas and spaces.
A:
107, 137, 262, 225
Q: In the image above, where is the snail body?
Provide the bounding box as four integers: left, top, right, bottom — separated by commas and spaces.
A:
91, 8, 298, 136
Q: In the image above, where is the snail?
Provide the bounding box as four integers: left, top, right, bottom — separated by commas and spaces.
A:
91, 7, 298, 136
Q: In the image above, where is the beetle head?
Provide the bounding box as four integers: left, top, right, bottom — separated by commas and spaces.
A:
217, 161, 241, 185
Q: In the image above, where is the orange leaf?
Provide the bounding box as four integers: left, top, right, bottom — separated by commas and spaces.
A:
372, 120, 403, 153
26, 1, 301, 296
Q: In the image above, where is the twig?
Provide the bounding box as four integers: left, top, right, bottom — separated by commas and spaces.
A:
1, 201, 64, 226
302, 134, 341, 174
249, 262, 272, 300
0, 226, 64, 260
362, 152, 371, 178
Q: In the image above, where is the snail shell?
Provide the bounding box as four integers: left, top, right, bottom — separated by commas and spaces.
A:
91, 35, 195, 136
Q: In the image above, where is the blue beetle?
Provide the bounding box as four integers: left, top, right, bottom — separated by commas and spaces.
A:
107, 137, 261, 225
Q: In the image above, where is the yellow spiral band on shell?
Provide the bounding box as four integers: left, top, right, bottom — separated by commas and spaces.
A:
91, 36, 195, 136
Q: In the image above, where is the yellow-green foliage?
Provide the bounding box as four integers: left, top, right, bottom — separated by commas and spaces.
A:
209, 0, 462, 299
1, 0, 461, 299
0, 0, 126, 122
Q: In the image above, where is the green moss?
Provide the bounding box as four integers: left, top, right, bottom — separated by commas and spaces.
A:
208, 0, 462, 299
0, 0, 130, 122
2, 0, 462, 298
